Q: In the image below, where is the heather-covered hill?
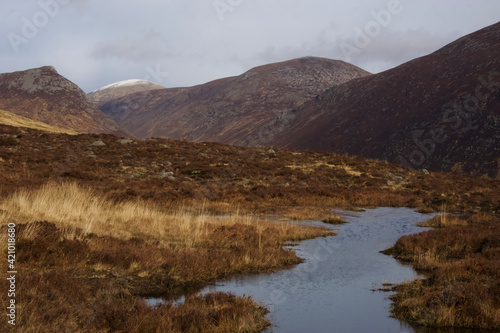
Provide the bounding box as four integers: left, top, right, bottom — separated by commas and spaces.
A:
0, 66, 128, 136
96, 57, 370, 143
265, 22, 500, 177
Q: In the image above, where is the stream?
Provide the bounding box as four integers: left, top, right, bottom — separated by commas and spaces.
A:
147, 207, 489, 333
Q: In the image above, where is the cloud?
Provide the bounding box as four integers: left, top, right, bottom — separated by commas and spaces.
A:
0, 0, 498, 92
335, 28, 464, 73
90, 29, 175, 64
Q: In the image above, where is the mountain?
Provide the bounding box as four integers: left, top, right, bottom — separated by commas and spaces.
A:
87, 79, 165, 108
0, 109, 78, 135
0, 66, 128, 136
95, 57, 370, 143
263, 22, 500, 178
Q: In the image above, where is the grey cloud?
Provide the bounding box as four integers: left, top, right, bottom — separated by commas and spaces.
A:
0, 0, 498, 92
90, 29, 175, 64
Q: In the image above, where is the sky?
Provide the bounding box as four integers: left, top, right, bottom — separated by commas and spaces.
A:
0, 0, 499, 93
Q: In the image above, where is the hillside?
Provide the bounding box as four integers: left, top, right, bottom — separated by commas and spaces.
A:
0, 66, 128, 137
96, 57, 370, 143
0, 109, 77, 134
263, 22, 500, 177
0, 122, 497, 214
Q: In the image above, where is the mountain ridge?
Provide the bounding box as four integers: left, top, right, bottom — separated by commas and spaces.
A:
0, 66, 129, 137
260, 22, 500, 177
94, 56, 371, 143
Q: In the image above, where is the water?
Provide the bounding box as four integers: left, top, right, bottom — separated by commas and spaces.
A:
147, 208, 488, 333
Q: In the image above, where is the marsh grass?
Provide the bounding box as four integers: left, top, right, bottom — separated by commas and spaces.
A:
0, 182, 333, 332
388, 214, 500, 329
322, 215, 347, 225
417, 214, 468, 228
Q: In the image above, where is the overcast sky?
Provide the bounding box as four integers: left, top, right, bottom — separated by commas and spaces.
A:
1, 0, 499, 92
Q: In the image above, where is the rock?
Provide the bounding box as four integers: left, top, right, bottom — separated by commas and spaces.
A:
117, 139, 133, 144
422, 169, 430, 175
267, 149, 276, 154
159, 144, 169, 149
91, 141, 106, 147
160, 171, 174, 178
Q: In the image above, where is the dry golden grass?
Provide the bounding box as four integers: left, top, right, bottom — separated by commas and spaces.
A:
417, 213, 468, 228
0, 182, 329, 246
0, 182, 333, 332
0, 109, 78, 135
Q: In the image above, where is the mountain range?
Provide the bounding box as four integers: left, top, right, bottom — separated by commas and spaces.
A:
94, 57, 370, 144
0, 22, 498, 177
265, 22, 500, 177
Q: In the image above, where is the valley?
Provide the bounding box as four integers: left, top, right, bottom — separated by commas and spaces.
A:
0, 19, 498, 333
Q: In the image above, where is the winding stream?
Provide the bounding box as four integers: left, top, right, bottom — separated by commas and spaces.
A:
148, 208, 488, 332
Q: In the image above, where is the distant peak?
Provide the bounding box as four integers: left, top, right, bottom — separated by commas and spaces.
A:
37, 66, 58, 73
93, 79, 162, 92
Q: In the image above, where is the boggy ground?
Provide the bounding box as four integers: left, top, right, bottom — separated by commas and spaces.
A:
0, 124, 498, 214
0, 123, 499, 331
386, 213, 500, 330
0, 183, 331, 332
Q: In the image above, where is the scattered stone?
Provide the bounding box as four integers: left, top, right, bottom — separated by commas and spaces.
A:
160, 171, 174, 178
117, 139, 133, 144
422, 169, 430, 175
91, 141, 106, 147
267, 149, 276, 154
159, 144, 169, 149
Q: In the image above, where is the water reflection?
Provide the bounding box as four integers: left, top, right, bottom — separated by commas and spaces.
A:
146, 208, 490, 333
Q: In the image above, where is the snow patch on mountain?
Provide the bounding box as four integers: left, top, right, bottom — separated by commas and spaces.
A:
93, 79, 157, 92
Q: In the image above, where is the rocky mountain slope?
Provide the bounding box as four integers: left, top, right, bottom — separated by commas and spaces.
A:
263, 22, 500, 178
87, 79, 165, 108
95, 57, 370, 143
0, 66, 128, 136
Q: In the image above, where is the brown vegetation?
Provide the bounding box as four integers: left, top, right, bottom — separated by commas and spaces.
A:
417, 213, 468, 228
322, 216, 347, 225
0, 124, 498, 215
387, 214, 500, 329
0, 122, 498, 331
0, 183, 331, 332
